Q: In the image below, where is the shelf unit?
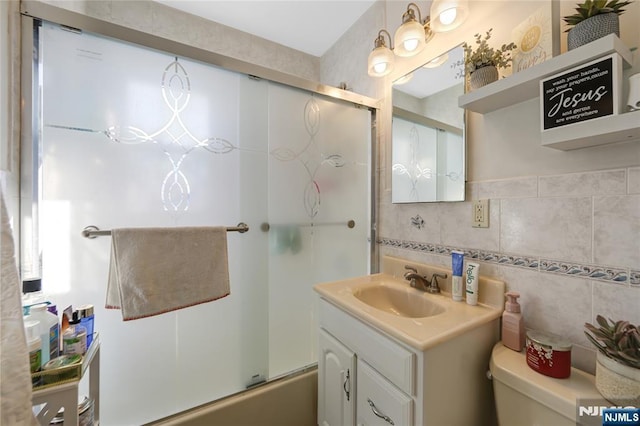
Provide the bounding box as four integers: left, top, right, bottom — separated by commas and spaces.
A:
458, 34, 638, 151
31, 336, 100, 426
458, 34, 633, 113
541, 109, 640, 150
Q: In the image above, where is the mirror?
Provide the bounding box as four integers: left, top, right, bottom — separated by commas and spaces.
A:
391, 45, 466, 203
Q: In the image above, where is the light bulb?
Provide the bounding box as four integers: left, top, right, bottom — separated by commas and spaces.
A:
439, 8, 457, 25
403, 39, 419, 52
368, 43, 394, 77
394, 19, 427, 57
374, 62, 387, 74
430, 0, 469, 32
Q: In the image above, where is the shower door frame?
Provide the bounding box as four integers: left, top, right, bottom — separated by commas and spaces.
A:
18, 3, 381, 415
19, 0, 380, 278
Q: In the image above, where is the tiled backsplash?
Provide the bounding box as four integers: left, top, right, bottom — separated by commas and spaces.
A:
379, 166, 640, 374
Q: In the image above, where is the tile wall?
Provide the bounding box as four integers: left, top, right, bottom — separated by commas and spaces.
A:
23, 0, 640, 376
379, 167, 640, 373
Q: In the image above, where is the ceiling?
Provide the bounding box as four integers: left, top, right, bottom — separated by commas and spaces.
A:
394, 44, 464, 99
154, 0, 377, 57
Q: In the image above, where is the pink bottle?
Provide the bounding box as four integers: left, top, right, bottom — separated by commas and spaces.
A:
502, 292, 525, 351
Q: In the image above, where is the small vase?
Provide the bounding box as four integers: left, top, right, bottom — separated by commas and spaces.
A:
567, 13, 620, 50
595, 351, 640, 406
469, 66, 499, 90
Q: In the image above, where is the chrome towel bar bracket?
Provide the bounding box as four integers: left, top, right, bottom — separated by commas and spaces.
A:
82, 222, 249, 239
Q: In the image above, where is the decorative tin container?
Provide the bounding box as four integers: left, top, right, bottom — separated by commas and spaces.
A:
526, 330, 572, 378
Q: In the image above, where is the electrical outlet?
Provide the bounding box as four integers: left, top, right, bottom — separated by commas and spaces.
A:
472, 199, 489, 228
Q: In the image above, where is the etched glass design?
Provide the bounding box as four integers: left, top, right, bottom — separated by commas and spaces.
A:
392, 117, 437, 201
392, 115, 464, 202
270, 97, 345, 218
37, 21, 370, 425
48, 58, 237, 213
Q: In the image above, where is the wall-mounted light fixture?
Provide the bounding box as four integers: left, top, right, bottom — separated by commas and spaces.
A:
430, 0, 469, 32
368, 0, 469, 78
367, 30, 395, 77
394, 3, 434, 58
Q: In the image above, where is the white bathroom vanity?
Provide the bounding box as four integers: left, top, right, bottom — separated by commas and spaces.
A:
314, 256, 505, 426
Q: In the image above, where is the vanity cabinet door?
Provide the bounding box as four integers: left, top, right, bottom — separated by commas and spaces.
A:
318, 328, 356, 426
356, 359, 413, 426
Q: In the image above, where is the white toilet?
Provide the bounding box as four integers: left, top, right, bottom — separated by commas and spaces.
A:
490, 342, 602, 426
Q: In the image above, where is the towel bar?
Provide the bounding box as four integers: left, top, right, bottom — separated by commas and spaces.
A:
259, 220, 355, 232
82, 223, 249, 239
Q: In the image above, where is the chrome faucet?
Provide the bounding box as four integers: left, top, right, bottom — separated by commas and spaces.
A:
403, 266, 430, 291
428, 273, 448, 294
403, 266, 447, 294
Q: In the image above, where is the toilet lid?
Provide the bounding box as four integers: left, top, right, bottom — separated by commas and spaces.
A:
490, 342, 602, 421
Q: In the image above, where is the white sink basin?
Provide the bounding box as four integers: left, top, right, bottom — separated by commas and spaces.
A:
353, 285, 445, 318
314, 259, 506, 350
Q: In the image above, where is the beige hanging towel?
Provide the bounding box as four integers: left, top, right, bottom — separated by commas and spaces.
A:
106, 226, 230, 321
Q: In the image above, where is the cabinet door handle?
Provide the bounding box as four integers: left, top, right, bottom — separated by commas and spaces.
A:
367, 398, 395, 425
343, 369, 350, 401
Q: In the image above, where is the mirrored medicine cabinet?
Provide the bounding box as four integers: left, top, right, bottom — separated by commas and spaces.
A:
391, 44, 466, 203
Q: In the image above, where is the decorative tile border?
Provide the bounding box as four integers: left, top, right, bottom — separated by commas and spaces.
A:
540, 259, 628, 283
378, 238, 630, 285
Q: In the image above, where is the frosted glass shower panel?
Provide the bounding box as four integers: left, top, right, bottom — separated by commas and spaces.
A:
36, 19, 371, 425
266, 85, 371, 377
39, 22, 267, 424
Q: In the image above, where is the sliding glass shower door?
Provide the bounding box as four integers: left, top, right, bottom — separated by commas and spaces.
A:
32, 21, 371, 425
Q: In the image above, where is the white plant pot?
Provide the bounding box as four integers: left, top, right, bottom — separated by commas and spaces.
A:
567, 13, 620, 51
469, 65, 499, 90
595, 351, 640, 406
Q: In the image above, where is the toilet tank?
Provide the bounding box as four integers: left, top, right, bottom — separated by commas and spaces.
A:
490, 342, 602, 426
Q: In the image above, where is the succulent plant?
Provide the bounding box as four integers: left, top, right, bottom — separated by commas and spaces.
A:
563, 0, 633, 28
585, 315, 640, 369
463, 29, 517, 74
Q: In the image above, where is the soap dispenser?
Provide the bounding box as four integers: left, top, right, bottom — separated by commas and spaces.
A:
502, 291, 525, 352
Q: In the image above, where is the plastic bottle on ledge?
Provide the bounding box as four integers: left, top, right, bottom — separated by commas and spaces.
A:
502, 291, 525, 352
21, 278, 48, 316
24, 320, 42, 373
77, 304, 95, 348
63, 311, 87, 355
26, 303, 60, 364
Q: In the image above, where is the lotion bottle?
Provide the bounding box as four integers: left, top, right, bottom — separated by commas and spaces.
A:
26, 303, 60, 364
502, 292, 525, 351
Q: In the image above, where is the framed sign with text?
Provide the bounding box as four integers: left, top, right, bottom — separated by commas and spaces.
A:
511, 2, 561, 73
540, 53, 622, 131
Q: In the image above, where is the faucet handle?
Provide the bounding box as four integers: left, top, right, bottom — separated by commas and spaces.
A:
403, 265, 418, 280
430, 273, 448, 287
404, 265, 417, 274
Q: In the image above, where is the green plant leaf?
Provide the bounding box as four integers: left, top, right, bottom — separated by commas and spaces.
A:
618, 350, 640, 368
584, 331, 608, 353
614, 320, 630, 334
596, 315, 613, 330
618, 334, 630, 350
586, 316, 640, 367
586, 322, 611, 339
563, 0, 632, 26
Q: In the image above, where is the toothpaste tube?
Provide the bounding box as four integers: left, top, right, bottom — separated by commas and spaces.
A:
465, 262, 479, 306
451, 250, 464, 301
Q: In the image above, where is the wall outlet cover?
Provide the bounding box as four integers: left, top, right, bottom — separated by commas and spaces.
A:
472, 199, 489, 228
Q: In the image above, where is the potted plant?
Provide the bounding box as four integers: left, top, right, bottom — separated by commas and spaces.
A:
563, 0, 633, 50
463, 29, 517, 90
585, 315, 640, 405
